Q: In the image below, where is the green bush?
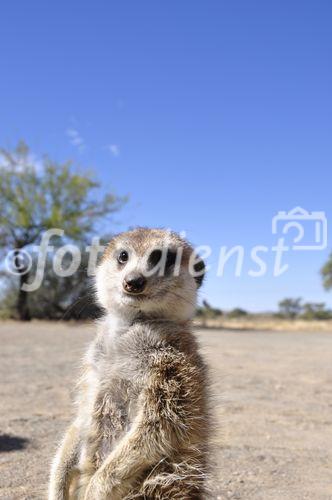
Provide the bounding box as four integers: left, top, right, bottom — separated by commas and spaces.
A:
278, 298, 302, 318
227, 308, 248, 318
277, 298, 332, 320
301, 302, 332, 320
196, 300, 222, 319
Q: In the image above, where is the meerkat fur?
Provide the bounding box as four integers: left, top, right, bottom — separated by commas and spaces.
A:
49, 228, 210, 499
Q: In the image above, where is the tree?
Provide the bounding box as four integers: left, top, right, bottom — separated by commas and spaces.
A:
0, 141, 126, 320
227, 307, 248, 318
301, 302, 332, 320
25, 248, 102, 320
196, 300, 222, 319
321, 253, 332, 290
278, 298, 302, 318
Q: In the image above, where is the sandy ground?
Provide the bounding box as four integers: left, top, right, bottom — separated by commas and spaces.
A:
0, 322, 331, 500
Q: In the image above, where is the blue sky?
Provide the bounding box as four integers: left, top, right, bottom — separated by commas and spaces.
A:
1, 1, 331, 311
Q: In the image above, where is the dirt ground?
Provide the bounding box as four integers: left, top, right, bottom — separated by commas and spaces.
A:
0, 322, 331, 500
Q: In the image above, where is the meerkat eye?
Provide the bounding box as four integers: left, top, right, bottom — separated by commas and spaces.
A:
117, 250, 129, 264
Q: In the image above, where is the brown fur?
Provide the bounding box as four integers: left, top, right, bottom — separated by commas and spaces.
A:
49, 229, 210, 499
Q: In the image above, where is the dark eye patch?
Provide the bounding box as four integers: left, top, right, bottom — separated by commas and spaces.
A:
193, 258, 205, 287
165, 249, 177, 268
148, 249, 163, 268
148, 248, 177, 271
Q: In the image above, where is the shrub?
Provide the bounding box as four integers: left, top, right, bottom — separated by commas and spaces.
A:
227, 307, 248, 318
278, 298, 302, 318
196, 300, 222, 319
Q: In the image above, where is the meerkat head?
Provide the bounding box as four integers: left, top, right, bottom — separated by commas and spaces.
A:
96, 228, 205, 321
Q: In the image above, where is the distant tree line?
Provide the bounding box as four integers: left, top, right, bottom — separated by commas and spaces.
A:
196, 298, 332, 322
196, 300, 248, 320
194, 250, 332, 322
277, 298, 332, 320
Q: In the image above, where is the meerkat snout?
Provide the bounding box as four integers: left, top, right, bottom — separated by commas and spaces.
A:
123, 273, 147, 294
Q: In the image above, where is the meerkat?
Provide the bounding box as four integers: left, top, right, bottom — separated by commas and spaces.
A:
49, 228, 210, 500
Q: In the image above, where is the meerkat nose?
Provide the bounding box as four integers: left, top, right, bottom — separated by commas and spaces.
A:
123, 274, 147, 294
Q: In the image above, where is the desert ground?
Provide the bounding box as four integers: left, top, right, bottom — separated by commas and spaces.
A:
0, 321, 331, 500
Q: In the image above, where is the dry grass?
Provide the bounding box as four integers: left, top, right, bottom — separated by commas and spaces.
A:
195, 316, 332, 332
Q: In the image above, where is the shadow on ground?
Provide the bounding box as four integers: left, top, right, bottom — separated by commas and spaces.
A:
0, 434, 29, 452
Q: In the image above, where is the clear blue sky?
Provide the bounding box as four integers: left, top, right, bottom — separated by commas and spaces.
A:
1, 1, 331, 311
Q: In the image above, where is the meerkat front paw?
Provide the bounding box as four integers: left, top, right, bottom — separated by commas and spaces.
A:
83, 471, 107, 500
83, 469, 122, 500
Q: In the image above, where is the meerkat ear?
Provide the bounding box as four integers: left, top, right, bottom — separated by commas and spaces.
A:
193, 257, 205, 288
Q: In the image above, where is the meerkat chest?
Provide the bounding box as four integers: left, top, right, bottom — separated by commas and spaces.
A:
95, 377, 138, 456
80, 318, 162, 463
78, 372, 141, 466
84, 352, 143, 462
